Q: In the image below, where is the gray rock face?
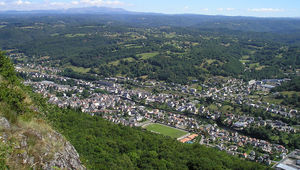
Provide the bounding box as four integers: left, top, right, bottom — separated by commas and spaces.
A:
0, 117, 10, 129
42, 132, 86, 170
43, 133, 86, 170
1, 118, 85, 170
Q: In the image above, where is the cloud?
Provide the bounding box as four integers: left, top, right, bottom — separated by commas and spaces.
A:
50, 2, 66, 6
105, 1, 124, 5
217, 8, 235, 11
248, 8, 284, 12
71, 1, 79, 5
183, 6, 189, 10
2, 0, 126, 11
14, 0, 31, 5
226, 8, 235, 11
78, 0, 124, 6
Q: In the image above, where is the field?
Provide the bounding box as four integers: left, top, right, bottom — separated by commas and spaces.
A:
65, 33, 86, 38
263, 91, 299, 105
137, 52, 159, 60
205, 59, 216, 65
108, 57, 136, 66
249, 62, 260, 69
208, 104, 218, 111
239, 60, 250, 64
281, 91, 300, 97
145, 123, 188, 138
65, 65, 91, 73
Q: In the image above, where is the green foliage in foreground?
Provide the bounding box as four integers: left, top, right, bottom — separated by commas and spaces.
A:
0, 142, 11, 169
0, 52, 19, 83
0, 52, 30, 120
46, 108, 267, 170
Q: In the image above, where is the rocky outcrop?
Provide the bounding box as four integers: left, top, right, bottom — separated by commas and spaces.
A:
0, 117, 10, 130
43, 132, 86, 170
0, 53, 86, 169
0, 117, 86, 170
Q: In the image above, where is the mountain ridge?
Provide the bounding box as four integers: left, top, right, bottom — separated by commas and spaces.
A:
0, 6, 139, 15
1, 6, 300, 19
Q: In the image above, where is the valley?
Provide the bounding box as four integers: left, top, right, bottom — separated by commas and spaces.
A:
0, 12, 299, 169
11, 52, 299, 167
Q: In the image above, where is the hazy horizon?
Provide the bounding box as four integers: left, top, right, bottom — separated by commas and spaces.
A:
0, 0, 299, 18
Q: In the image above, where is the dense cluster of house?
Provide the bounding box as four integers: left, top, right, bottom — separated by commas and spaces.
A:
15, 63, 61, 75
200, 124, 288, 164
209, 113, 296, 133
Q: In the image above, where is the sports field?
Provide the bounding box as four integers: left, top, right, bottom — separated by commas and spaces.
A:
145, 123, 188, 138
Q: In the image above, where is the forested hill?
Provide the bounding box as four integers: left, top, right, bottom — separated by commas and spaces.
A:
2, 8, 300, 33
0, 52, 268, 169
1, 13, 299, 84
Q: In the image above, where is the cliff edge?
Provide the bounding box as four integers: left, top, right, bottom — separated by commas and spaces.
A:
0, 52, 85, 169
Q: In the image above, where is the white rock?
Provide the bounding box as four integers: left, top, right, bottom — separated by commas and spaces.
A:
0, 117, 10, 130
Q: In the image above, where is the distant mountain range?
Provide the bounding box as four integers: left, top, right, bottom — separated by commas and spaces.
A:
66, 6, 131, 14
0, 6, 142, 15
1, 6, 300, 18
1, 6, 300, 34
1, 6, 300, 20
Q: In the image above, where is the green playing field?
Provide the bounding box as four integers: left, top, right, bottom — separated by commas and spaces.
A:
145, 123, 188, 138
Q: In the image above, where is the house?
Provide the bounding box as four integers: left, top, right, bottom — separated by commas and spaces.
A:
275, 163, 298, 170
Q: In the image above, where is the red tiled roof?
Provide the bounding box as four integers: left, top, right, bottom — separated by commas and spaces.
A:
180, 138, 191, 143
188, 134, 198, 139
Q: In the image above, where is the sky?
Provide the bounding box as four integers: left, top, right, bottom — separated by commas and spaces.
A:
0, 0, 299, 17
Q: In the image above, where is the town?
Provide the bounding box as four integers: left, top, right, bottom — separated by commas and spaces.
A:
13, 57, 300, 168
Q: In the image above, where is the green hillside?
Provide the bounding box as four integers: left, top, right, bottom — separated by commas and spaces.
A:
46, 108, 268, 170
